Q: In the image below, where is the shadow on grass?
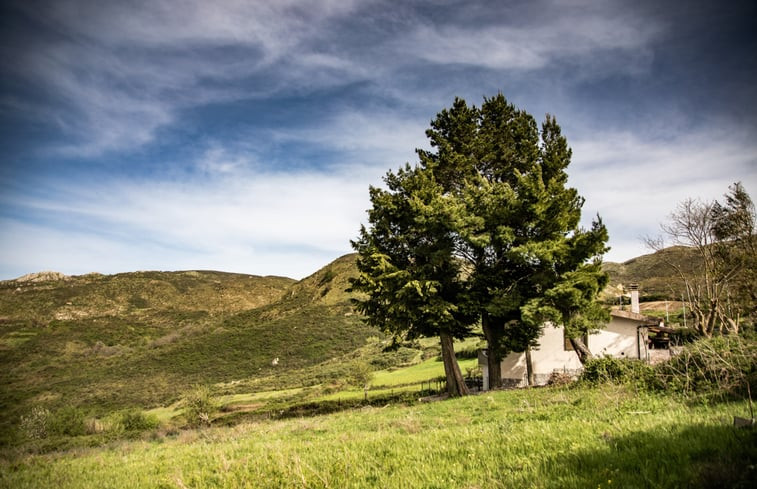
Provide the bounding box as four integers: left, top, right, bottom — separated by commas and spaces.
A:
547, 422, 757, 489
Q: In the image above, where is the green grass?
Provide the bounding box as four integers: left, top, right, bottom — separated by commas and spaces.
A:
2, 385, 754, 488
371, 357, 479, 387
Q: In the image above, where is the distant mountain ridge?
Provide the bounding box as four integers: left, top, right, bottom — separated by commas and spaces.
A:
11, 271, 70, 283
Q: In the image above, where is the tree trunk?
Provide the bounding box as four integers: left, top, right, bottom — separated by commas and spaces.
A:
439, 330, 469, 397
569, 337, 594, 365
482, 312, 503, 389
525, 346, 535, 386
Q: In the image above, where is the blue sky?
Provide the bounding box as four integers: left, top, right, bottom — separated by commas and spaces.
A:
1, 0, 755, 280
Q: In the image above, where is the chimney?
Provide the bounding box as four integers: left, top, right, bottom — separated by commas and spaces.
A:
630, 284, 640, 314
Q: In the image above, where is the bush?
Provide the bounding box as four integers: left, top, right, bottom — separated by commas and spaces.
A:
47, 406, 87, 437
455, 346, 481, 359
547, 371, 574, 386
183, 386, 217, 427
369, 347, 419, 369
20, 406, 50, 440
348, 361, 374, 388
581, 336, 757, 402
656, 335, 756, 399
116, 409, 159, 432
580, 356, 657, 388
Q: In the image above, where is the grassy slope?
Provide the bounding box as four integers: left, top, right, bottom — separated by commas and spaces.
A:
2, 385, 754, 489
0, 256, 380, 444
602, 245, 700, 299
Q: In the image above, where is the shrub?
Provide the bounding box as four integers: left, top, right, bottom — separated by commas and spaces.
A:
369, 347, 419, 369
581, 336, 757, 401
455, 346, 481, 359
547, 371, 574, 386
581, 356, 656, 388
183, 386, 217, 427
656, 335, 756, 399
348, 362, 374, 388
116, 409, 159, 432
20, 406, 50, 440
47, 406, 87, 437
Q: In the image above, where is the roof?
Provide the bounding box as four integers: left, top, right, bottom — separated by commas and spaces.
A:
610, 309, 661, 326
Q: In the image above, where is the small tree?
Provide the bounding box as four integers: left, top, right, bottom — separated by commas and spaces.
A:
647, 182, 755, 336
183, 386, 217, 427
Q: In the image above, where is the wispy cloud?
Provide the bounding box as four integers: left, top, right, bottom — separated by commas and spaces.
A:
1, 163, 373, 278
8, 0, 369, 155
570, 128, 757, 262
6, 0, 668, 157
2, 0, 755, 279
398, 0, 659, 75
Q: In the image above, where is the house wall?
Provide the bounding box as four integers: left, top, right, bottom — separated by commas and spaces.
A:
497, 323, 584, 388
588, 317, 642, 360
482, 316, 646, 389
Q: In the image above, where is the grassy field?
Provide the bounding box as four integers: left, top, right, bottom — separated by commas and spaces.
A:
371, 357, 479, 388
2, 384, 754, 488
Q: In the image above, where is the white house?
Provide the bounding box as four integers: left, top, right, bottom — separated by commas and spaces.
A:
478, 286, 664, 389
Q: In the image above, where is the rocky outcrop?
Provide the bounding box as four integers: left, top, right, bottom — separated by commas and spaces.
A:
13, 271, 68, 283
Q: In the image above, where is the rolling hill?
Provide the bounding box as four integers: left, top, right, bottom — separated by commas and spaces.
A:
602, 245, 700, 300
0, 247, 693, 447
0, 255, 378, 445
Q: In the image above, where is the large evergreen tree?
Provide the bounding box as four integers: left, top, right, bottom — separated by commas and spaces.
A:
420, 94, 609, 387
350, 165, 475, 396
352, 93, 609, 392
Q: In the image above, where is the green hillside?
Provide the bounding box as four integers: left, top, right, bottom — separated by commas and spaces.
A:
0, 248, 697, 449
602, 246, 699, 300
0, 256, 380, 446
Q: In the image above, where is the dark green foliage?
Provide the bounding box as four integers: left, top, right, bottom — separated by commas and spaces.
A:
580, 336, 757, 402
46, 406, 87, 437
350, 162, 476, 395
454, 345, 482, 359
351, 165, 475, 340
580, 356, 657, 387
352, 94, 609, 392
116, 410, 159, 432
411, 94, 610, 382
368, 347, 419, 369
711, 182, 757, 329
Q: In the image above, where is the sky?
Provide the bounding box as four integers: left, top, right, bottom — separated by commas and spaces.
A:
1, 0, 755, 280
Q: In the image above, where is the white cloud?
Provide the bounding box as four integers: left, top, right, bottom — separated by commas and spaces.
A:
569, 129, 757, 263
267, 108, 431, 170
11, 0, 369, 155
400, 2, 659, 72
10, 0, 667, 157
0, 164, 376, 279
